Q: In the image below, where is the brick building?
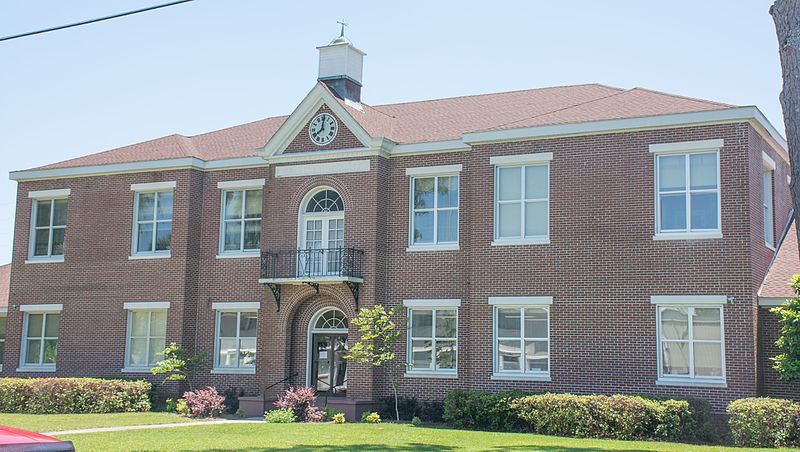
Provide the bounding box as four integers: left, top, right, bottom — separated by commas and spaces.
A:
3, 34, 797, 417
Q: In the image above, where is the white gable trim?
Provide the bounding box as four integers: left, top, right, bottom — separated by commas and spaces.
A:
275, 160, 370, 178
256, 83, 374, 159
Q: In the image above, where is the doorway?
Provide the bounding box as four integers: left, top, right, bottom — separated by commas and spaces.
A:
308, 308, 348, 396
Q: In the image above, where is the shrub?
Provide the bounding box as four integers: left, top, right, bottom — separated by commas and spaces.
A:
321, 406, 343, 422
728, 397, 800, 447
509, 393, 694, 440
636, 394, 715, 442
265, 408, 296, 423
165, 398, 177, 413
176, 399, 190, 416
275, 387, 323, 422
379, 397, 443, 422
183, 387, 225, 418
235, 408, 246, 418
361, 411, 381, 423
333, 413, 346, 424
0, 378, 150, 414
443, 389, 530, 431
222, 388, 245, 414
411, 416, 422, 427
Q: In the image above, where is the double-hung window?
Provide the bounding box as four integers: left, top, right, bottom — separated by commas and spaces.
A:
406, 165, 461, 250
653, 296, 726, 386
18, 304, 62, 371
123, 302, 169, 371
212, 302, 259, 373
651, 140, 722, 239
218, 179, 265, 256
490, 297, 551, 380
763, 153, 776, 248
28, 189, 70, 262
403, 299, 459, 377
131, 182, 175, 257
490, 153, 552, 245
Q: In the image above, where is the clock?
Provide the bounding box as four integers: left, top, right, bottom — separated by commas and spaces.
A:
309, 113, 338, 146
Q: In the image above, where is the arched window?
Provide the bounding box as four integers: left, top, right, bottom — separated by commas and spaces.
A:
314, 309, 348, 330
305, 190, 344, 213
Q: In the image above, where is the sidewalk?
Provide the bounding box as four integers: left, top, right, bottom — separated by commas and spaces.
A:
44, 418, 265, 436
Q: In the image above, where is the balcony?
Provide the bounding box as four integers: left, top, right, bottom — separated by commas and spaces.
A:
259, 248, 364, 311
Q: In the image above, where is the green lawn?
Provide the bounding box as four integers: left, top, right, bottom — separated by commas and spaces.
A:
0, 412, 194, 433
52, 423, 800, 452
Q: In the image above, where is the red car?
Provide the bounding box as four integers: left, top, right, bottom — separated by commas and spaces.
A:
0, 426, 74, 451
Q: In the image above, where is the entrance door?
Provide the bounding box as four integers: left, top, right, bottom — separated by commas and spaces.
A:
301, 216, 344, 276
311, 333, 348, 396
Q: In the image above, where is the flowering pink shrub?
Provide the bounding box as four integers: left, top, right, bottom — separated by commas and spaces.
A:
275, 386, 323, 422
183, 387, 225, 418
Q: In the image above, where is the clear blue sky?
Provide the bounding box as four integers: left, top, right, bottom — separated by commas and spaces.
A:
0, 0, 784, 264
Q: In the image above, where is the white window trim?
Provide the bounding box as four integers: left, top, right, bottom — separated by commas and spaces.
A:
130, 185, 175, 259
219, 187, 263, 254
130, 181, 176, 192
27, 193, 69, 262
655, 302, 726, 387
650, 295, 728, 305
492, 159, 550, 246
405, 303, 458, 378
217, 179, 266, 190
123, 305, 169, 372
0, 312, 6, 373
763, 161, 775, 250
212, 308, 258, 374
408, 170, 460, 250
492, 300, 551, 380
18, 309, 62, 372
648, 139, 724, 155
28, 189, 70, 199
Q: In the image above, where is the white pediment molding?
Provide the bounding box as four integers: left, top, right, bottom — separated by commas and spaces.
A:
256, 83, 375, 161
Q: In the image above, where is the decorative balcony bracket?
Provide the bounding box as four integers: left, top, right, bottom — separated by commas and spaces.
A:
304, 282, 320, 293
344, 281, 360, 311
267, 283, 282, 312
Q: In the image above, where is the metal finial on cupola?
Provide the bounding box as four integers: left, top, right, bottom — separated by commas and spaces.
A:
329, 19, 351, 45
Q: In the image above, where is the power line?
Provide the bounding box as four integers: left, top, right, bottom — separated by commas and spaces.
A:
0, 0, 195, 42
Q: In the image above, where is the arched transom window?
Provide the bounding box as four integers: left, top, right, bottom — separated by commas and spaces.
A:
306, 190, 344, 213
314, 309, 348, 330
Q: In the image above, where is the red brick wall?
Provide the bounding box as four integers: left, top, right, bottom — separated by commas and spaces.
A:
758, 307, 800, 399
4, 121, 789, 412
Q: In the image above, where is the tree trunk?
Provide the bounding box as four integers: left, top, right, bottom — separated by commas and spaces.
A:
771, 0, 800, 254
393, 380, 400, 421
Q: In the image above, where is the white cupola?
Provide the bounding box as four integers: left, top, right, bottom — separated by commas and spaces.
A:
317, 23, 365, 102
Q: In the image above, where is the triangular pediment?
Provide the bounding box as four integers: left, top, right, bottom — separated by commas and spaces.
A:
256, 83, 374, 160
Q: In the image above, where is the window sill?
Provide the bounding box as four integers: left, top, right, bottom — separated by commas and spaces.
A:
765, 242, 776, 251
211, 367, 256, 375
121, 367, 155, 373
406, 244, 460, 252
404, 371, 458, 379
652, 232, 722, 241
0, 365, 3, 372
216, 252, 260, 259
656, 377, 726, 388
129, 253, 170, 260
25, 256, 64, 264
16, 366, 56, 373
491, 373, 551, 382
491, 238, 550, 246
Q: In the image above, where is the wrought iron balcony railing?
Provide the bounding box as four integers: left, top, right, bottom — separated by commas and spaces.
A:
260, 248, 364, 281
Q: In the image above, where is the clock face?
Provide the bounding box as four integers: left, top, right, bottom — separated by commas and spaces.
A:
308, 113, 338, 146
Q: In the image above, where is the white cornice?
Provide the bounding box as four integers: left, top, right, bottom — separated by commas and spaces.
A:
10, 156, 267, 182
266, 147, 386, 164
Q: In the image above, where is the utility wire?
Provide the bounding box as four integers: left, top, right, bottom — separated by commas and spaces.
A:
0, 0, 194, 42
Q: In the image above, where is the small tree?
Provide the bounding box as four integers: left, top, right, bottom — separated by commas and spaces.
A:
343, 304, 406, 421
771, 274, 800, 381
151, 343, 208, 391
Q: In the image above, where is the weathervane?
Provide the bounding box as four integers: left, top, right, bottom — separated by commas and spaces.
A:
337, 19, 348, 37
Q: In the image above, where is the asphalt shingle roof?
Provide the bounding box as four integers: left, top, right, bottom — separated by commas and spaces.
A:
760, 219, 800, 300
